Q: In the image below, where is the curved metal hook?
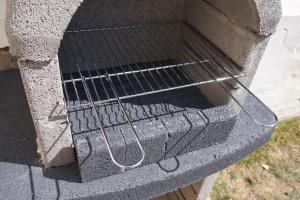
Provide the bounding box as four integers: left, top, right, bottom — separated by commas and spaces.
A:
157, 157, 180, 173
80, 72, 145, 171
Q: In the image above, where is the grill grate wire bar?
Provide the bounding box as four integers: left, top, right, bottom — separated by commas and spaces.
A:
60, 23, 278, 170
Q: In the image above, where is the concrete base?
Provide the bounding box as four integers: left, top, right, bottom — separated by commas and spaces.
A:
70, 87, 237, 182
0, 70, 276, 200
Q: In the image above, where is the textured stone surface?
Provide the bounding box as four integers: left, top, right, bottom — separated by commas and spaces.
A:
6, 0, 281, 61
205, 0, 282, 36
70, 87, 237, 182
6, 0, 83, 61
18, 57, 74, 167
0, 70, 277, 200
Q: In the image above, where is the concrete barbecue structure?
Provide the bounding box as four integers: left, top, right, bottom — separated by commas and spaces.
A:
4, 0, 280, 197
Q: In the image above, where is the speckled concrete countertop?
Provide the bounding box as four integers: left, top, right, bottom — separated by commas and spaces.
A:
0, 70, 275, 200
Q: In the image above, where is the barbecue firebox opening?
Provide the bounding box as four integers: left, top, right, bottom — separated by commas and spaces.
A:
56, 0, 249, 180
58, 0, 245, 110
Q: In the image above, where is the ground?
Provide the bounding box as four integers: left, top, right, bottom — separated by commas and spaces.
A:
210, 119, 300, 200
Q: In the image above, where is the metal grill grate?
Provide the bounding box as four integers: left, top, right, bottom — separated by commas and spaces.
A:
59, 22, 277, 170
59, 23, 245, 108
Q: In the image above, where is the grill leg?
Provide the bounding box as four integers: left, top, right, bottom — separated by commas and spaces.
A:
194, 173, 218, 200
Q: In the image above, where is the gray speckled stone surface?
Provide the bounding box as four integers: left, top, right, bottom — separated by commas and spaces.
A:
0, 70, 277, 200
205, 0, 282, 36
70, 87, 237, 182
6, 0, 281, 61
6, 0, 184, 61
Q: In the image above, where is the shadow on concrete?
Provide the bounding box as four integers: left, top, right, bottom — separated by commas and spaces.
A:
0, 70, 39, 166
0, 70, 81, 200
42, 163, 81, 183
157, 110, 210, 172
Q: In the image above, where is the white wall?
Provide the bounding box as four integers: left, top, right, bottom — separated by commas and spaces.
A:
281, 0, 300, 16
0, 0, 8, 47
251, 1, 300, 120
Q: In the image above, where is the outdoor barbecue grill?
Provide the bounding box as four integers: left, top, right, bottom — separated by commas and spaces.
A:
58, 21, 277, 181
4, 0, 281, 198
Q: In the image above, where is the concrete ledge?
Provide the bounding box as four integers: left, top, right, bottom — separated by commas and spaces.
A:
0, 70, 276, 200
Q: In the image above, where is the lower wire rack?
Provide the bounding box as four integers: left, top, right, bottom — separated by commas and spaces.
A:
59, 22, 277, 170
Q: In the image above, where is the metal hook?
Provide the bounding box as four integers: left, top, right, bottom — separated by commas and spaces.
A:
79, 66, 145, 170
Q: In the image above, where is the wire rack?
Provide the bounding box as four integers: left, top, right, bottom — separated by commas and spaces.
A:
59, 23, 245, 108
59, 22, 277, 170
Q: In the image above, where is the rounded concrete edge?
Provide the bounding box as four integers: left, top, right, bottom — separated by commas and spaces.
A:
254, 0, 282, 36
5, 0, 83, 61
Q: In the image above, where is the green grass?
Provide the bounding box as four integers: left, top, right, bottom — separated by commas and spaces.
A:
210, 119, 300, 200
211, 178, 231, 200
237, 119, 300, 166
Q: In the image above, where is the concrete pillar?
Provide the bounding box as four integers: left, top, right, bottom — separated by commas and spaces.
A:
5, 0, 83, 167
195, 173, 218, 200
18, 56, 74, 167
